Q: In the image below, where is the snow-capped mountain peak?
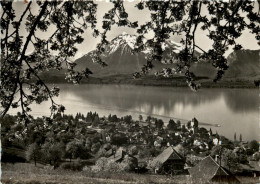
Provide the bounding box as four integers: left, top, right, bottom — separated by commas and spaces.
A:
108, 32, 186, 56
161, 40, 183, 53
108, 32, 137, 54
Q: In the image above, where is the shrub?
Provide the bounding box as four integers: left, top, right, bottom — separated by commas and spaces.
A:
26, 143, 41, 166
1, 151, 26, 163
60, 159, 83, 171
120, 155, 138, 172
129, 146, 138, 156
249, 140, 259, 153
91, 156, 137, 173
41, 142, 65, 168
147, 160, 162, 171
91, 157, 108, 172
104, 160, 125, 173
82, 165, 92, 172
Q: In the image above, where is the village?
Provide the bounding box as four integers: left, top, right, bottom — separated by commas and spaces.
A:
1, 112, 260, 183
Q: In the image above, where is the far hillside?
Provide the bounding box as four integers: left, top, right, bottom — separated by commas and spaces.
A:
38, 33, 260, 87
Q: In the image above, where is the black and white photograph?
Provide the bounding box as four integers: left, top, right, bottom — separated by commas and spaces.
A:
1, 0, 260, 183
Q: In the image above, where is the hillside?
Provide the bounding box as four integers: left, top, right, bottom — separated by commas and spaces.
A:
74, 32, 185, 77
225, 49, 260, 79
75, 33, 259, 80
39, 33, 259, 86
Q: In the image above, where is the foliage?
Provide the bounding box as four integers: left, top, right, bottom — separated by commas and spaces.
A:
252, 152, 260, 161
186, 121, 191, 129
60, 159, 83, 171
91, 157, 108, 173
220, 149, 239, 171
86, 111, 99, 122
92, 156, 136, 173
155, 119, 164, 129
128, 145, 138, 156
167, 119, 177, 131
192, 118, 198, 128
123, 115, 132, 124
1, 1, 98, 119
92, 158, 126, 173
138, 115, 143, 121
41, 142, 65, 168
91, 142, 102, 153
181, 125, 187, 133
239, 134, 242, 142
147, 160, 162, 171
65, 139, 90, 160
249, 140, 259, 153
107, 114, 119, 122
111, 133, 128, 146
1, 1, 260, 118
25, 143, 41, 166
139, 147, 161, 158
105, 161, 126, 173
120, 155, 138, 172
92, 115, 100, 127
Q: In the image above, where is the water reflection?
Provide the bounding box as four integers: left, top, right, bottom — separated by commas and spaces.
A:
57, 84, 259, 141
65, 85, 221, 115
9, 84, 259, 141
222, 89, 259, 113
61, 85, 258, 114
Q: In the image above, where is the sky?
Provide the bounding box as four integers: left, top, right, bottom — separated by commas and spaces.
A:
10, 1, 260, 60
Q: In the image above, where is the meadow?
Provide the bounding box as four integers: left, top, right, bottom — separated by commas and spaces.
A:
2, 163, 259, 184
1, 163, 191, 184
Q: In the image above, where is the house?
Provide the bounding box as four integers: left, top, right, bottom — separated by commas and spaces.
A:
189, 156, 240, 183
213, 138, 221, 145
105, 135, 111, 142
149, 146, 186, 175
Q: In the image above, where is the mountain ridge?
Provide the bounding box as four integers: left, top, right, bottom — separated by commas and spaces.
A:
75, 33, 259, 80
40, 33, 259, 84
74, 32, 199, 77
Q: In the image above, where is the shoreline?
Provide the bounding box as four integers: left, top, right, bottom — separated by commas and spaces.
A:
42, 78, 258, 89
38, 72, 259, 89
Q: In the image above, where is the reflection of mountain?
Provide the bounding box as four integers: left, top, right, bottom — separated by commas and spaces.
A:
221, 89, 259, 113
59, 85, 220, 116
59, 85, 258, 116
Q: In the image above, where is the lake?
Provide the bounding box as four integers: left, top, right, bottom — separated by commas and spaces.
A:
9, 84, 259, 141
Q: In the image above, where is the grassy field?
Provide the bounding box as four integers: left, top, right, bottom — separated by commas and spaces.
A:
1, 163, 191, 184
2, 163, 260, 184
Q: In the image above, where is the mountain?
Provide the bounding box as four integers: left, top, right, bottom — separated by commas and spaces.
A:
190, 49, 260, 79
190, 61, 217, 79
44, 32, 259, 82
225, 49, 260, 78
74, 32, 200, 77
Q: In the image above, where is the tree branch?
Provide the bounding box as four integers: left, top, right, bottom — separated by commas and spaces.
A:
1, 2, 49, 118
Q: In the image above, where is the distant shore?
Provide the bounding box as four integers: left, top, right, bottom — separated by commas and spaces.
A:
40, 73, 258, 89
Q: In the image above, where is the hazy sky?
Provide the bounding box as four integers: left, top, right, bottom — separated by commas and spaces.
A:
11, 1, 260, 60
